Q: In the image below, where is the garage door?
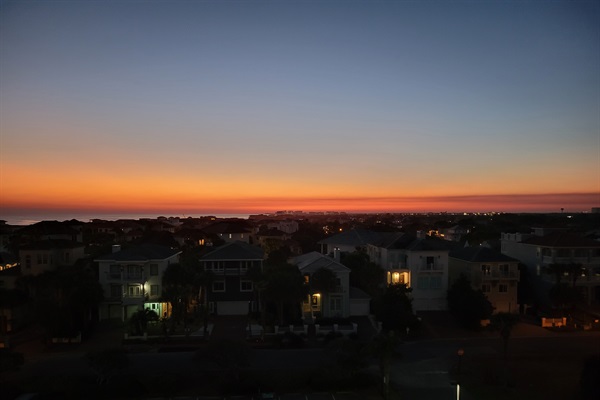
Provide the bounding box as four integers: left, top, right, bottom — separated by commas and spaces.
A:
216, 301, 249, 315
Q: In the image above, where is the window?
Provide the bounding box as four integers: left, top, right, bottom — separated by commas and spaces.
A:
417, 276, 429, 289
429, 276, 442, 289
499, 264, 509, 276
330, 296, 342, 312
110, 285, 122, 299
109, 265, 121, 279
212, 281, 225, 292
304, 274, 310, 284
25, 255, 31, 269
426, 256, 435, 269
240, 280, 253, 292
481, 265, 492, 275
128, 285, 142, 297
150, 264, 159, 276
481, 284, 491, 293
127, 265, 142, 279
150, 284, 159, 296
499, 284, 508, 293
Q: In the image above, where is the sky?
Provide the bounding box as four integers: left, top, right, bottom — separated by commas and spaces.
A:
1, 0, 599, 219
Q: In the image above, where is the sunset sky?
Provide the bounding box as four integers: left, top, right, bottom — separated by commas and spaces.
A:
1, 0, 599, 219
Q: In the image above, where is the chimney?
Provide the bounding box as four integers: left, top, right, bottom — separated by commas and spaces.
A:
112, 244, 121, 253
333, 247, 341, 262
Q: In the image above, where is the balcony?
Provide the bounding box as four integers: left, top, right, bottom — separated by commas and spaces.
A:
481, 270, 518, 280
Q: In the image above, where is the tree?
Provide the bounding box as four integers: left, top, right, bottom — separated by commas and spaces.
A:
447, 274, 493, 330
263, 263, 306, 325
373, 283, 418, 334
489, 312, 520, 387
129, 308, 158, 336
368, 330, 400, 399
342, 251, 385, 298
21, 263, 103, 340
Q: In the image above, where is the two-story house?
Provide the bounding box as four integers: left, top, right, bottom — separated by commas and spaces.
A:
291, 252, 351, 319
501, 229, 600, 306
199, 241, 264, 315
95, 244, 181, 321
449, 246, 520, 313
202, 221, 252, 244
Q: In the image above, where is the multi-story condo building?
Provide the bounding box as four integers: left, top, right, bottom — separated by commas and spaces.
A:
449, 247, 520, 313
501, 229, 600, 306
96, 244, 181, 320
199, 241, 264, 315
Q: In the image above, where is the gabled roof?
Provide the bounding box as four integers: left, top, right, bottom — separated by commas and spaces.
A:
521, 232, 600, 248
349, 286, 371, 300
407, 238, 458, 252
318, 229, 394, 247
291, 251, 350, 274
450, 246, 519, 263
20, 239, 85, 250
201, 241, 264, 261
95, 244, 181, 262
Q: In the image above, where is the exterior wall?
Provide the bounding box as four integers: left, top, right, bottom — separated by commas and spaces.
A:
202, 259, 263, 315
267, 220, 299, 234
407, 251, 449, 311
97, 253, 179, 321
501, 233, 600, 305
217, 232, 250, 243
449, 257, 520, 313
20, 246, 85, 276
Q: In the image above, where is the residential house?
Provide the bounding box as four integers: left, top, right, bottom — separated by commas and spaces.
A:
449, 247, 520, 313
441, 225, 470, 242
202, 221, 252, 244
319, 229, 392, 255
95, 244, 181, 320
367, 233, 456, 311
199, 241, 264, 315
501, 229, 600, 306
291, 252, 352, 319
19, 240, 86, 276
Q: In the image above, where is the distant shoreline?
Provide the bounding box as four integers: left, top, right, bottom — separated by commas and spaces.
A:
0, 213, 252, 226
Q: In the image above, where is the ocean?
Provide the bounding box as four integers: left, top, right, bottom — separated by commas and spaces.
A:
0, 212, 252, 226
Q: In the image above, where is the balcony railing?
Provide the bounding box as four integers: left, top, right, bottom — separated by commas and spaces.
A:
481, 270, 518, 280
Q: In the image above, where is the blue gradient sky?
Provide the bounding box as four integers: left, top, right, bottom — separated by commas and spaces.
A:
1, 0, 599, 215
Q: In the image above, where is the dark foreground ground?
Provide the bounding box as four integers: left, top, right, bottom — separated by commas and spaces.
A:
2, 313, 599, 400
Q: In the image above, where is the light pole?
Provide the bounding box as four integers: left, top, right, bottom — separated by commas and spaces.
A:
457, 348, 464, 400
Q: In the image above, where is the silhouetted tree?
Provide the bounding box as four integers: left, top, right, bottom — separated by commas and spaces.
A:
342, 251, 385, 297
447, 274, 493, 330
374, 283, 418, 334
489, 312, 520, 387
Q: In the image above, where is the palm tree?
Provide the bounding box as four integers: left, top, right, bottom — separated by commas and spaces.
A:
489, 312, 520, 387
369, 330, 400, 399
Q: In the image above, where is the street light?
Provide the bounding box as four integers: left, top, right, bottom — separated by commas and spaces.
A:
456, 348, 464, 400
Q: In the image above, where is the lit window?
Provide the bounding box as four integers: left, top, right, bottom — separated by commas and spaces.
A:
481, 265, 492, 275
